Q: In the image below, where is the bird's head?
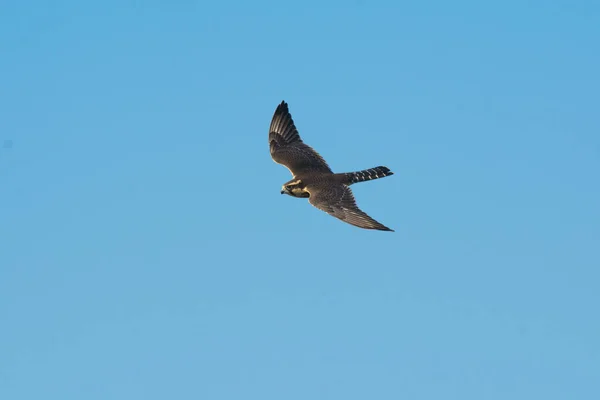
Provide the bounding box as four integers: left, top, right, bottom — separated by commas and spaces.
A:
281, 179, 309, 198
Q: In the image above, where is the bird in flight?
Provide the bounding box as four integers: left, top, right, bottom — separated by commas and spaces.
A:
269, 101, 395, 231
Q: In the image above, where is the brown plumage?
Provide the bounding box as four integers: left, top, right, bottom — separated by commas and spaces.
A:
269, 101, 395, 232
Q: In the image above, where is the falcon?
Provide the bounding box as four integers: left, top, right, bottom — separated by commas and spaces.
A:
269, 100, 395, 232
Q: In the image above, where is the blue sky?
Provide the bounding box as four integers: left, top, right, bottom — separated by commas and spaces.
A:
1, 1, 599, 399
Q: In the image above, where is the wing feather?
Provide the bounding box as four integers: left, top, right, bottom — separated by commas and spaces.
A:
308, 184, 394, 232
269, 101, 332, 176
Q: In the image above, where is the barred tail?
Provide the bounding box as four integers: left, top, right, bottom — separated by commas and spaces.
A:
346, 166, 394, 184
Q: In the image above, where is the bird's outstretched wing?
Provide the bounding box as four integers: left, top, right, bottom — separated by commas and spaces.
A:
269, 101, 332, 177
308, 184, 394, 231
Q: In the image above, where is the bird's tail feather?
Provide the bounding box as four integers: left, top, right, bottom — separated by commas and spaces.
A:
344, 166, 394, 184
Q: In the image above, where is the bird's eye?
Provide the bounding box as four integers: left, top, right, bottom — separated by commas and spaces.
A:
286, 185, 291, 190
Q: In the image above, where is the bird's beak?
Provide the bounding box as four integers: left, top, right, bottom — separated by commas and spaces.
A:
280, 190, 286, 194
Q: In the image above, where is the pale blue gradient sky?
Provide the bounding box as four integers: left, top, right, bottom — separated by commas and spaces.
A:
1, 1, 599, 399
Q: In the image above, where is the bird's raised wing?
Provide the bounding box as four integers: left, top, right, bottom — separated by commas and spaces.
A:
269, 101, 332, 177
308, 184, 393, 231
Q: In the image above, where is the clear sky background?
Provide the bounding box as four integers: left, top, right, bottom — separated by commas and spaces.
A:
1, 1, 599, 399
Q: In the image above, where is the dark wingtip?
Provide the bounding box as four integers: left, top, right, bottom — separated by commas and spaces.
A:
274, 100, 289, 116
373, 225, 394, 232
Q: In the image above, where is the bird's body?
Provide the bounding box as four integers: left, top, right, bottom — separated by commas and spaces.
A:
269, 101, 394, 231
